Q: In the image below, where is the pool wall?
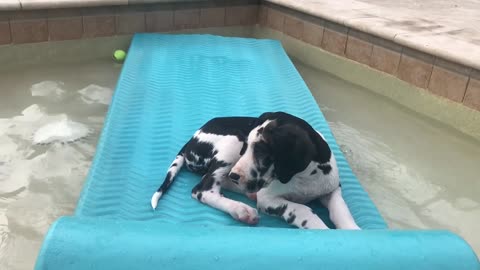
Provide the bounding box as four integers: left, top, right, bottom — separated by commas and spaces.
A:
1, 0, 480, 139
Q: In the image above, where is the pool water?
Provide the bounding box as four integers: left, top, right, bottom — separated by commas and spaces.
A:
297, 62, 480, 252
0, 56, 479, 270
0, 60, 121, 270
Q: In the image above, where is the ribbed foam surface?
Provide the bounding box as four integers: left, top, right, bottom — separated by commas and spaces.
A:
75, 33, 386, 229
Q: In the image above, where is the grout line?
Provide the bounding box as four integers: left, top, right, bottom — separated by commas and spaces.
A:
79, 16, 84, 39
393, 46, 403, 76
318, 22, 325, 48
8, 19, 13, 45
462, 76, 471, 103
425, 56, 436, 90
343, 28, 350, 55
46, 15, 50, 42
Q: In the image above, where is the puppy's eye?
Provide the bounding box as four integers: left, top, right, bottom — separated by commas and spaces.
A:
253, 142, 269, 157
253, 142, 272, 168
262, 156, 273, 167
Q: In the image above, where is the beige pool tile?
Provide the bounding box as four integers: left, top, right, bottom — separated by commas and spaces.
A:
346, 30, 373, 65
199, 7, 225, 28
302, 20, 323, 47
283, 14, 303, 39
370, 45, 401, 75
225, 6, 257, 26
463, 70, 480, 111
428, 59, 470, 103
369, 38, 402, 75
12, 10, 49, 20
145, 10, 174, 32
267, 8, 284, 32
321, 22, 347, 56
258, 5, 268, 26
47, 8, 82, 18
83, 15, 115, 37
10, 19, 48, 44
0, 21, 11, 45
397, 48, 434, 89
116, 12, 145, 34
174, 8, 200, 30
48, 17, 83, 41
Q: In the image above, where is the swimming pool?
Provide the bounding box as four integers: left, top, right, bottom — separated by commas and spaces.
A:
0, 30, 479, 269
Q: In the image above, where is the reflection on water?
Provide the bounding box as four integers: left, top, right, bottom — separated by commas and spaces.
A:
0, 60, 120, 270
296, 61, 480, 254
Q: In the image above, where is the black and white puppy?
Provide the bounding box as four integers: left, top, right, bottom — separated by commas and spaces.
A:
229, 112, 360, 229
151, 112, 360, 229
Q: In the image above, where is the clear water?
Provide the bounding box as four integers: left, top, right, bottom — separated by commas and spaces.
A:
296, 62, 480, 253
0, 56, 479, 270
0, 60, 121, 270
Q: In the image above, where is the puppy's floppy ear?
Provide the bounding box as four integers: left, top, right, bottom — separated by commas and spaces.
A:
258, 112, 276, 123
261, 120, 278, 143
263, 124, 316, 183
248, 112, 275, 129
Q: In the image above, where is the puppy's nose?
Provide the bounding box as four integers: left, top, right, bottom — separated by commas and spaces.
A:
229, 172, 241, 183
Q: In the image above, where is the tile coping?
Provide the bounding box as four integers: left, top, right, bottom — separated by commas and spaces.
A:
2, 0, 478, 72
0, 0, 235, 11
265, 0, 480, 71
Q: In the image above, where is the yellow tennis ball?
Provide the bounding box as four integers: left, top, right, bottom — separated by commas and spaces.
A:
113, 50, 126, 62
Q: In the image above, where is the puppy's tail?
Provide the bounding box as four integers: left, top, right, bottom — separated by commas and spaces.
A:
151, 149, 186, 210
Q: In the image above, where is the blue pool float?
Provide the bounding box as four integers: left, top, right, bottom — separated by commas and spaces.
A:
35, 34, 479, 270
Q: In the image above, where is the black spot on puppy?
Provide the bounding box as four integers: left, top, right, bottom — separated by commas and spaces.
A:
257, 179, 265, 189
199, 116, 258, 142
265, 204, 288, 216
250, 170, 258, 178
171, 163, 177, 167
318, 164, 332, 175
310, 169, 317, 175
301, 220, 308, 227
246, 181, 257, 192
240, 142, 248, 155
196, 192, 203, 201
287, 212, 296, 224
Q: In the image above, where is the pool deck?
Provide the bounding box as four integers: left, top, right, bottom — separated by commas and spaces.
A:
267, 0, 480, 71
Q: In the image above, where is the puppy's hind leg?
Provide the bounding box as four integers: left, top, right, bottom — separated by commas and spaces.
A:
192, 165, 259, 225
320, 186, 360, 230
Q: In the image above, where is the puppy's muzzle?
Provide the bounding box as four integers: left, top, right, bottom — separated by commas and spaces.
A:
228, 172, 241, 184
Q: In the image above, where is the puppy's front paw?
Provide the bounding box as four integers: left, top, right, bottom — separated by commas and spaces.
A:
230, 203, 259, 225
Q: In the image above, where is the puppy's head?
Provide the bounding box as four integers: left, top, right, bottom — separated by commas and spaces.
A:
229, 112, 316, 192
